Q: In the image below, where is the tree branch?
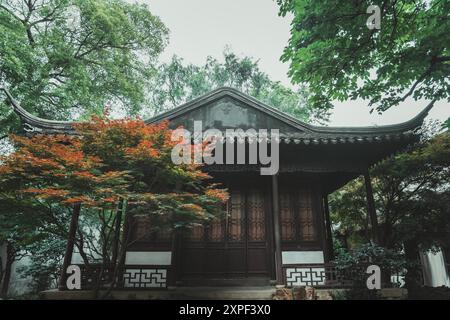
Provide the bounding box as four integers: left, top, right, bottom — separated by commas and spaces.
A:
0, 4, 25, 23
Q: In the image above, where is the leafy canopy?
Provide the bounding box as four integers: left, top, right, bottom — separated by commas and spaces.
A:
0, 117, 230, 293
277, 0, 449, 115
330, 131, 450, 252
0, 0, 169, 137
0, 117, 229, 230
147, 51, 330, 123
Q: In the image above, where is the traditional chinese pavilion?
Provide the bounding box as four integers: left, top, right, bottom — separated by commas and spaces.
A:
3, 87, 433, 290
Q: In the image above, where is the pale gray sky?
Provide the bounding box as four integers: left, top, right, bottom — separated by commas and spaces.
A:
138, 0, 449, 127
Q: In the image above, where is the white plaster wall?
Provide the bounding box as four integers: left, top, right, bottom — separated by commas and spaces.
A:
281, 251, 324, 265
125, 251, 172, 266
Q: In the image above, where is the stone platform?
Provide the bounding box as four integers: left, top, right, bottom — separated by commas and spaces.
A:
40, 286, 277, 300
39, 287, 408, 300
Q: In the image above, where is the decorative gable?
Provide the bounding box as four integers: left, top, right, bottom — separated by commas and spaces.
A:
166, 95, 302, 134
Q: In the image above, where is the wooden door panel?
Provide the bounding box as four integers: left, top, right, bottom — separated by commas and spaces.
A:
279, 188, 320, 246
247, 248, 268, 274
179, 186, 272, 282
181, 248, 204, 275
228, 190, 245, 242
204, 248, 227, 275
247, 190, 266, 241
227, 249, 246, 274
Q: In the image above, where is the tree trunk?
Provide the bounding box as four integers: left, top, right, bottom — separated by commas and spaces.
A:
380, 221, 393, 248
0, 257, 3, 288
404, 239, 421, 292
0, 243, 15, 299
100, 207, 131, 299
0, 261, 13, 298
58, 203, 82, 290
111, 199, 124, 269
364, 171, 380, 244
323, 195, 334, 261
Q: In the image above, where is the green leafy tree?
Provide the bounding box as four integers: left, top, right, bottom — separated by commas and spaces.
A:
0, 0, 169, 139
334, 243, 408, 299
0, 198, 48, 297
17, 235, 66, 293
0, 116, 228, 296
329, 178, 372, 249
277, 0, 449, 118
330, 130, 450, 287
147, 51, 330, 123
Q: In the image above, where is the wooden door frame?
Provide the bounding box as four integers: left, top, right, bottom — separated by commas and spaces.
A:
173, 175, 275, 284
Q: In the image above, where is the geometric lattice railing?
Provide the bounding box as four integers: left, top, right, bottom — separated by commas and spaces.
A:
73, 263, 405, 290
285, 265, 326, 286
122, 266, 167, 288
282, 263, 406, 288
73, 264, 169, 290
77, 264, 115, 290
283, 263, 353, 288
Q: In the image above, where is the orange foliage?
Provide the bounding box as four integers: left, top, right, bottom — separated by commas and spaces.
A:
179, 203, 206, 217
21, 188, 69, 199
62, 196, 96, 206
205, 188, 230, 203
1, 113, 229, 221
125, 140, 160, 160
73, 171, 98, 181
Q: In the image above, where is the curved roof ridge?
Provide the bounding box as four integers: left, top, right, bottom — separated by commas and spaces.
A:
147, 86, 434, 134
1, 87, 75, 133
308, 99, 436, 135
2, 86, 434, 136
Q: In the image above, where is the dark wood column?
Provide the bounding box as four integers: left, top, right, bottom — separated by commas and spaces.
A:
364, 171, 380, 244
271, 174, 283, 286
169, 231, 180, 287
323, 195, 334, 261
58, 203, 81, 290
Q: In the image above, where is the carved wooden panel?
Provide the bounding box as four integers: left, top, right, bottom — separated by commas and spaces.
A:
280, 189, 317, 242
188, 224, 204, 241
247, 190, 266, 241
280, 192, 295, 241
208, 217, 225, 242
296, 189, 317, 241
228, 191, 244, 241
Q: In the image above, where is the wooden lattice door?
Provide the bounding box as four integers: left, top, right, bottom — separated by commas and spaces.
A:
178, 187, 273, 284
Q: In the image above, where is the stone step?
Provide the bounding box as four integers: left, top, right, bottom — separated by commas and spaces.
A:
40, 287, 277, 300
168, 286, 276, 300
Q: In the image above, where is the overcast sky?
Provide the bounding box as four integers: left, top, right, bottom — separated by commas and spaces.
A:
138, 0, 449, 127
